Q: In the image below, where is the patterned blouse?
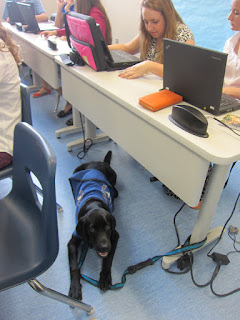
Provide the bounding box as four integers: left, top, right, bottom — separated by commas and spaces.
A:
147, 22, 194, 61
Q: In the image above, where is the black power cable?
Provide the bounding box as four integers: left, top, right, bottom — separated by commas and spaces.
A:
77, 113, 93, 159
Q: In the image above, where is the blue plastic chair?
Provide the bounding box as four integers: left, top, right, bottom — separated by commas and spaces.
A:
0, 122, 93, 314
0, 82, 63, 212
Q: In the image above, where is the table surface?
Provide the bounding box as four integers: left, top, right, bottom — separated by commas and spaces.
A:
3, 22, 70, 57
3, 22, 70, 89
56, 57, 240, 165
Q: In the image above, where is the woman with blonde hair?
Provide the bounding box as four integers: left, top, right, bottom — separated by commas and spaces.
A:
0, 22, 21, 169
109, 0, 194, 79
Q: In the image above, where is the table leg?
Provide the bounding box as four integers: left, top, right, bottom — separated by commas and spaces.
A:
28, 70, 42, 91
55, 107, 83, 138
66, 118, 109, 152
162, 163, 231, 269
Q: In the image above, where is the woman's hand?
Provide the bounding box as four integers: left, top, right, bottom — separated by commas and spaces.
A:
118, 60, 164, 79
65, 0, 74, 12
223, 86, 240, 99
57, 0, 66, 8
41, 30, 58, 39
118, 61, 150, 79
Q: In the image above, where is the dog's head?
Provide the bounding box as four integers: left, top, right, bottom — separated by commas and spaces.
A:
76, 209, 116, 258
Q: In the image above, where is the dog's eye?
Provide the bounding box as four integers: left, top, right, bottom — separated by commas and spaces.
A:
90, 226, 95, 233
105, 225, 110, 231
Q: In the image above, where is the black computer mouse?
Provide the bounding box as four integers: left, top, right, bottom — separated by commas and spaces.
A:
168, 104, 209, 138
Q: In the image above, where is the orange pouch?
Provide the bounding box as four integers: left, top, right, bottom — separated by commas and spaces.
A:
139, 89, 183, 112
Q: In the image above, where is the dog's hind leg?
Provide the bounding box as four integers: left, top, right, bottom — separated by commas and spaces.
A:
68, 235, 83, 301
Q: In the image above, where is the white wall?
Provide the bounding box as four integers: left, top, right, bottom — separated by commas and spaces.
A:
41, 0, 56, 17
102, 0, 141, 44
0, 0, 140, 44
42, 0, 142, 44
0, 1, 5, 21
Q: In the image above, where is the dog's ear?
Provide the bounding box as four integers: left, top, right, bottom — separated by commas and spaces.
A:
108, 214, 116, 231
76, 216, 89, 242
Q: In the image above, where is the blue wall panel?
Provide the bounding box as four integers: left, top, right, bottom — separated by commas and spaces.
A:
172, 0, 234, 51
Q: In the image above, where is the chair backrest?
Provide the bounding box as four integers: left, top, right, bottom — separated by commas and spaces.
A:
0, 122, 59, 290
20, 82, 32, 124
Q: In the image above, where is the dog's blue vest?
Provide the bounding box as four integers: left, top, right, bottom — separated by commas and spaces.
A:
69, 169, 115, 238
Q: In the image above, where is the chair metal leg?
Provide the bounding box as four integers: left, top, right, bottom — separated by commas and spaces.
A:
34, 184, 63, 212
54, 93, 61, 113
28, 279, 94, 315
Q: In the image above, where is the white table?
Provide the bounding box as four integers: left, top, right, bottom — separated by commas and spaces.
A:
55, 57, 240, 268
3, 22, 70, 90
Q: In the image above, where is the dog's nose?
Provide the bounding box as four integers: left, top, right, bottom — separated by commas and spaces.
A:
99, 239, 110, 253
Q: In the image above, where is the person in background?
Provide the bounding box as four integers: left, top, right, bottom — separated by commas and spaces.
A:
41, 0, 112, 125
0, 22, 21, 169
54, 0, 75, 29
32, 0, 75, 103
2, 0, 48, 23
109, 0, 194, 79
223, 0, 240, 99
2, 0, 50, 99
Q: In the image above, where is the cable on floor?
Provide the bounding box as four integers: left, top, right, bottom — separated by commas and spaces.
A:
77, 113, 93, 159
188, 192, 240, 297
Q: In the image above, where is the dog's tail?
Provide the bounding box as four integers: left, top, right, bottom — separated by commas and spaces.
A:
104, 150, 112, 164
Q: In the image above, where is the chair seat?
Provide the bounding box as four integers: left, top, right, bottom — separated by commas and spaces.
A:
0, 193, 58, 291
0, 166, 13, 180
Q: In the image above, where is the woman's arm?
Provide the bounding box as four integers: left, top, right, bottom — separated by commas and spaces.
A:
118, 60, 164, 79
108, 34, 141, 55
54, 0, 66, 28
185, 39, 195, 45
36, 12, 48, 22
223, 86, 240, 100
41, 30, 58, 38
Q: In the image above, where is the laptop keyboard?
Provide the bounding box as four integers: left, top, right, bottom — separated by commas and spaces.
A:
220, 97, 234, 109
111, 50, 140, 63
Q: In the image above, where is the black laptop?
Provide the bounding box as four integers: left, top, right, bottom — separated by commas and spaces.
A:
163, 39, 240, 115
7, 1, 26, 25
17, 2, 58, 33
97, 27, 142, 70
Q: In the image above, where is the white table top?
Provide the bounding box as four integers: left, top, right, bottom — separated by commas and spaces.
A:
56, 56, 240, 165
3, 22, 70, 58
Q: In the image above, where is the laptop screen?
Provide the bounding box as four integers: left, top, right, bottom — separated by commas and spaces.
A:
17, 2, 39, 33
163, 39, 227, 114
7, 1, 28, 24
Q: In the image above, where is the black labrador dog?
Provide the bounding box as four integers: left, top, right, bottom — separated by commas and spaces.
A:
68, 151, 119, 301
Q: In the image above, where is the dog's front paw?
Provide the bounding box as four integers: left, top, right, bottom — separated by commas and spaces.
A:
99, 271, 112, 291
69, 283, 82, 301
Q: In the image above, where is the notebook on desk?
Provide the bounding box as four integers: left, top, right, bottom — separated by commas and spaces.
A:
17, 2, 58, 33
163, 39, 240, 115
